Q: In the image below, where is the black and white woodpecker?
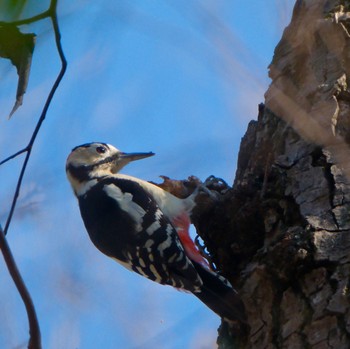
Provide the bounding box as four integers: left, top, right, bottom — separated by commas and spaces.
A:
66, 142, 246, 323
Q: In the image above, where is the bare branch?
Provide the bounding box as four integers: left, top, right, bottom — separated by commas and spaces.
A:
3, 0, 67, 235
0, 148, 27, 165
0, 0, 67, 348
0, 226, 41, 349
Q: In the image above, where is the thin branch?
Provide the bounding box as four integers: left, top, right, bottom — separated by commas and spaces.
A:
0, 0, 67, 348
0, 226, 41, 348
3, 0, 67, 235
0, 148, 27, 166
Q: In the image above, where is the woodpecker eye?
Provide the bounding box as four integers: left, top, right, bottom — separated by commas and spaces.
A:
96, 146, 107, 154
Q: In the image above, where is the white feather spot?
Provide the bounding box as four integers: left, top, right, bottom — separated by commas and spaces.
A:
158, 234, 173, 253
145, 239, 154, 249
111, 257, 133, 272
103, 184, 146, 232
177, 280, 184, 288
150, 264, 162, 282
135, 266, 145, 275
146, 221, 161, 235
168, 253, 178, 263
139, 258, 146, 268
166, 224, 174, 235
155, 208, 163, 220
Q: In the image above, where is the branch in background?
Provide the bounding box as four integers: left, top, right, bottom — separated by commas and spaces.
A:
0, 0, 67, 347
3, 0, 67, 235
0, 226, 41, 349
0, 148, 27, 165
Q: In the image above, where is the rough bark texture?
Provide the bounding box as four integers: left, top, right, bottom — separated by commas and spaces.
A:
194, 1, 350, 348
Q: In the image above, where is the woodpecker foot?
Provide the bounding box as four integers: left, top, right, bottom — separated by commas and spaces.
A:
197, 184, 220, 201
203, 175, 230, 194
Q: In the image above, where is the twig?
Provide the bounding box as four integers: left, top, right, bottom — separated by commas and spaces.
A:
0, 226, 41, 348
0, 148, 27, 166
3, 0, 67, 235
0, 0, 67, 348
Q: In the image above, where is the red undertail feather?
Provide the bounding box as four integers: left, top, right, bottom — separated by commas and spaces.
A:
172, 212, 210, 269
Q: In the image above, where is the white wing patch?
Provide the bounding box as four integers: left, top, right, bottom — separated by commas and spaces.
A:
166, 224, 174, 235
103, 184, 146, 232
157, 234, 173, 253
114, 174, 194, 218
146, 209, 164, 235
149, 264, 162, 282
155, 208, 163, 220
146, 221, 161, 235
145, 239, 154, 248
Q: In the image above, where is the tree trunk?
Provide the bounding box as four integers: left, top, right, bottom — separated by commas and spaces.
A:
193, 1, 350, 348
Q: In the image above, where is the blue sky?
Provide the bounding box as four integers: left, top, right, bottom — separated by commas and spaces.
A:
0, 1, 294, 348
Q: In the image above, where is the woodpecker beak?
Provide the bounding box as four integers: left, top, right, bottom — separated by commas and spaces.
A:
110, 151, 155, 173
119, 152, 155, 162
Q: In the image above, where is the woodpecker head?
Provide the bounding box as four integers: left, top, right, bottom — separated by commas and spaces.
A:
66, 142, 154, 193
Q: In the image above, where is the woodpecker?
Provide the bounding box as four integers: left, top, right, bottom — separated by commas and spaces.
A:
66, 142, 246, 323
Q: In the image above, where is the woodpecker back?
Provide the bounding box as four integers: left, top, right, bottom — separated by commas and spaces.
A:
66, 142, 246, 323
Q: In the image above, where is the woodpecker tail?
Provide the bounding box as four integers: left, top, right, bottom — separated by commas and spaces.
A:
191, 261, 247, 324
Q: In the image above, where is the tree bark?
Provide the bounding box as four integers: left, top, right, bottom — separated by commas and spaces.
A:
193, 1, 350, 348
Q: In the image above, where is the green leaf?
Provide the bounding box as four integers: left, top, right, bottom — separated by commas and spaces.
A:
0, 24, 35, 118
0, 0, 28, 21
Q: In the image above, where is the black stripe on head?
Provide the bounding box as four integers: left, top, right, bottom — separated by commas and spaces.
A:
71, 142, 110, 152
66, 155, 117, 182
66, 163, 93, 182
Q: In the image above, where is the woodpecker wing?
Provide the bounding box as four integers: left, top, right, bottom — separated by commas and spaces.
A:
77, 176, 203, 292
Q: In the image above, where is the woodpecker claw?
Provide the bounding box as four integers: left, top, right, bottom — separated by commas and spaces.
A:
203, 175, 230, 193
202, 184, 221, 200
